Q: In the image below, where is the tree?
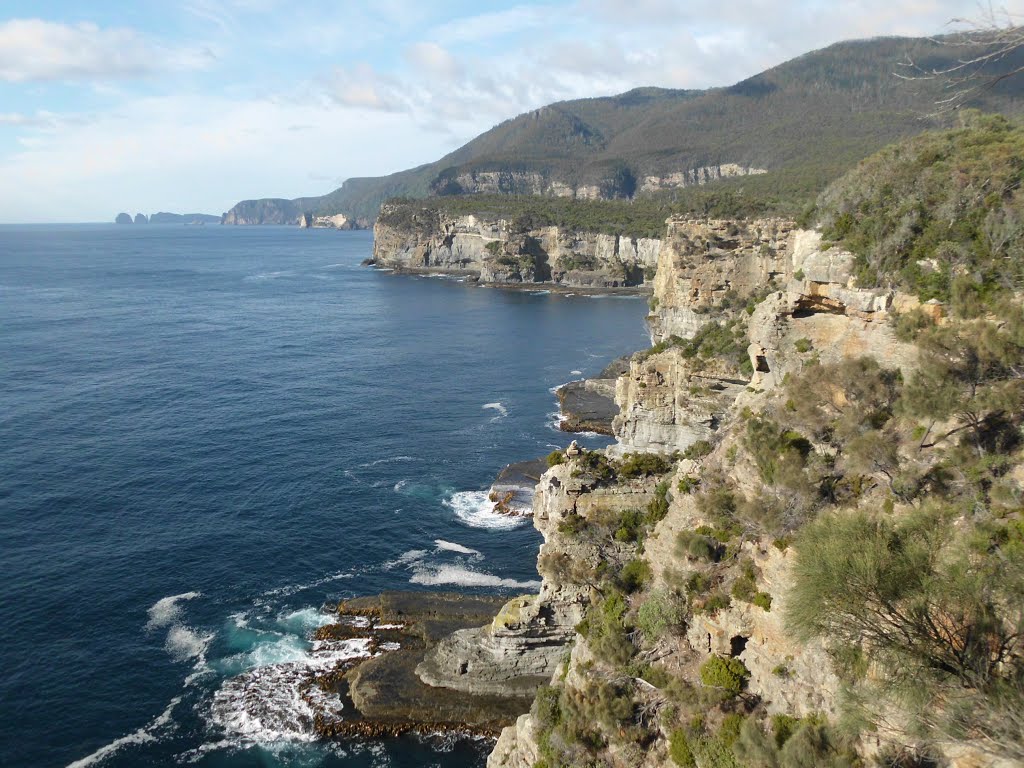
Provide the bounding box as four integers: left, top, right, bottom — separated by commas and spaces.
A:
896, 8, 1024, 113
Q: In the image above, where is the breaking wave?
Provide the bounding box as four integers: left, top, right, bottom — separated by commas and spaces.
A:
409, 564, 540, 590
443, 490, 528, 530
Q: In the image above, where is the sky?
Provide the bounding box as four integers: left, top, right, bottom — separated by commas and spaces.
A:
0, 0, 1001, 222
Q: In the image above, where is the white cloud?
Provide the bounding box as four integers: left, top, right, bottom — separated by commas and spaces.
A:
0, 19, 215, 82
432, 5, 552, 43
0, 92, 495, 222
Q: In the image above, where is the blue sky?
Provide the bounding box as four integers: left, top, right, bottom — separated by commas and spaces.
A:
0, 0, 993, 222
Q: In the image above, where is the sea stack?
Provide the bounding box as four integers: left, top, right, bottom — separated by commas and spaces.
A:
115, 212, 132, 224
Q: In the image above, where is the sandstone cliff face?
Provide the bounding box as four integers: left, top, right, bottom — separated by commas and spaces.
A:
435, 163, 765, 201
372, 205, 661, 288
484, 226, 945, 768
612, 355, 747, 455
639, 164, 767, 194
616, 224, 919, 456
649, 217, 796, 343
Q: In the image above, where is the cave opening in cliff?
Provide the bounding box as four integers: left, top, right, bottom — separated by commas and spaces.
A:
730, 635, 748, 657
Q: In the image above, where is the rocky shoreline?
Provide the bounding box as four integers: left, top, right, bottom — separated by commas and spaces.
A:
364, 261, 651, 296
553, 356, 630, 435
307, 592, 535, 739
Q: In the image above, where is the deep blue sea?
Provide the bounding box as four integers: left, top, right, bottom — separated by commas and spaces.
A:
0, 225, 650, 768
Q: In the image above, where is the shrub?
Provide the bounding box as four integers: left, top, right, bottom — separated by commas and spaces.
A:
683, 440, 714, 460
618, 452, 672, 478
677, 530, 721, 562
699, 656, 750, 696
557, 510, 588, 537
698, 591, 732, 616
794, 338, 813, 354
678, 475, 700, 494
752, 592, 773, 611
617, 558, 652, 594
635, 589, 685, 641
647, 480, 671, 524
581, 593, 634, 666
669, 729, 696, 767
611, 508, 646, 544
546, 450, 565, 467
573, 450, 617, 483
771, 714, 800, 748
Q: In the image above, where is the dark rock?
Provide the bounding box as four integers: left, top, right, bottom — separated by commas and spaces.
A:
115, 212, 132, 224
320, 592, 529, 735
555, 356, 630, 435
134, 213, 148, 224
488, 458, 547, 516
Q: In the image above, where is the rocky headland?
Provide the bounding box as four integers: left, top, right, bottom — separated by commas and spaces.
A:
368, 203, 660, 290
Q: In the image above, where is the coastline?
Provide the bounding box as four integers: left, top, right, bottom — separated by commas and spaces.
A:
369, 263, 652, 297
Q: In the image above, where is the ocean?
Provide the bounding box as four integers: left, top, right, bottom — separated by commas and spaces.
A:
0, 225, 650, 767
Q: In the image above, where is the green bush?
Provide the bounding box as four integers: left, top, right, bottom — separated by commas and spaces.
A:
752, 592, 773, 612
580, 593, 634, 666
572, 451, 617, 483
669, 729, 696, 767
682, 440, 714, 460
617, 558, 652, 593
678, 475, 700, 494
794, 338, 813, 354
697, 591, 732, 616
635, 589, 685, 641
699, 656, 750, 697
546, 450, 565, 467
618, 452, 672, 478
647, 480, 671, 524
676, 530, 721, 562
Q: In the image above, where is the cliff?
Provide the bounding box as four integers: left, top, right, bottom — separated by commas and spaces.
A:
371, 204, 661, 289
396, 212, 1020, 768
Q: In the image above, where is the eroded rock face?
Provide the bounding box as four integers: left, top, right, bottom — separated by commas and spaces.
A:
612, 353, 747, 455
649, 217, 795, 342
372, 206, 661, 288
482, 223, 957, 768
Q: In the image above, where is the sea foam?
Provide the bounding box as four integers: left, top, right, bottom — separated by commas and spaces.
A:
443, 490, 528, 530
66, 696, 181, 768
433, 539, 481, 556
145, 591, 201, 630
409, 563, 540, 590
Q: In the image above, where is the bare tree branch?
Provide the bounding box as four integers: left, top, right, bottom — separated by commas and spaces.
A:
895, 4, 1024, 114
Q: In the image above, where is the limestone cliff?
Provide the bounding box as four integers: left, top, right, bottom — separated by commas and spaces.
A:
371, 204, 660, 289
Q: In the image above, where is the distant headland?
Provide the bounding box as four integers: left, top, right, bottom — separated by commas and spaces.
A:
115, 212, 221, 225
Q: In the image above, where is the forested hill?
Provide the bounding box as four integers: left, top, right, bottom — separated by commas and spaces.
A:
223, 33, 1024, 224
